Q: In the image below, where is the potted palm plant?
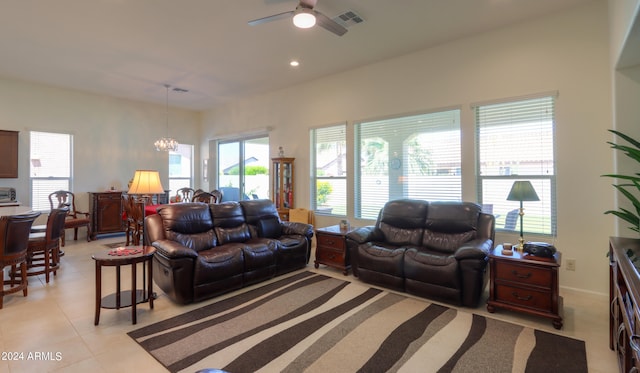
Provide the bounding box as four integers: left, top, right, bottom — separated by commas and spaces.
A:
603, 129, 640, 234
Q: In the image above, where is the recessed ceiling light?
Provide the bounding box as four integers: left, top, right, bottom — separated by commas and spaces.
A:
290, 60, 300, 67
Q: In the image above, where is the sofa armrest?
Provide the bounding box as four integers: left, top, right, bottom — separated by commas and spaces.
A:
346, 226, 382, 244
281, 221, 313, 238
152, 239, 198, 259
454, 238, 494, 260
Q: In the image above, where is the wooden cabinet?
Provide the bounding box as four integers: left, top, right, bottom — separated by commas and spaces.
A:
314, 225, 353, 275
0, 130, 18, 178
609, 236, 640, 372
271, 157, 294, 221
487, 245, 563, 329
89, 192, 124, 239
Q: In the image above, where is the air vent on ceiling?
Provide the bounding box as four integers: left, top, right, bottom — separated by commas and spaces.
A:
333, 10, 364, 29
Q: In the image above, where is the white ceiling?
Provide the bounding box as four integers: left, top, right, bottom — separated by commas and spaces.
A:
0, 0, 592, 110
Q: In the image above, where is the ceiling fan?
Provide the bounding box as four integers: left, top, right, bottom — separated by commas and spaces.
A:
248, 0, 348, 36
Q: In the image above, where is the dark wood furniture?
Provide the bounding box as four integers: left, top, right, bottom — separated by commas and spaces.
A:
21, 208, 67, 283
92, 246, 155, 325
0, 212, 39, 309
487, 245, 563, 329
271, 157, 294, 221
89, 191, 124, 239
0, 130, 18, 178
609, 236, 640, 372
314, 224, 354, 275
49, 190, 92, 246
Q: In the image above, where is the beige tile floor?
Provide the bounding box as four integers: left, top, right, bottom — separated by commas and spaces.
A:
0, 235, 617, 372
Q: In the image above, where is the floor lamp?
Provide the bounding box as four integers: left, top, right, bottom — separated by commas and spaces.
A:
506, 180, 540, 250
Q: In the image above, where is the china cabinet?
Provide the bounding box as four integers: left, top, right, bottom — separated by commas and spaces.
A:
271, 157, 294, 220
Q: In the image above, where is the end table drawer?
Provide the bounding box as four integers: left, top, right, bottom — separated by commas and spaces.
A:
495, 262, 552, 287
317, 234, 346, 250
316, 247, 346, 265
495, 284, 552, 312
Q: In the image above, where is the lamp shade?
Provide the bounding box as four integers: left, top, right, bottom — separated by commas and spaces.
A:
127, 170, 165, 195
506, 180, 540, 202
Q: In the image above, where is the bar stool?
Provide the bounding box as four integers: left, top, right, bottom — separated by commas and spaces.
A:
0, 212, 40, 308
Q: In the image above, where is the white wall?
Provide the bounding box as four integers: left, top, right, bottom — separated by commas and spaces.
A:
202, 1, 613, 294
609, 0, 640, 236
0, 77, 201, 213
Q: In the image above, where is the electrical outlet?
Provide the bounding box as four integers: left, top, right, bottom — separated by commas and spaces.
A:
566, 259, 576, 271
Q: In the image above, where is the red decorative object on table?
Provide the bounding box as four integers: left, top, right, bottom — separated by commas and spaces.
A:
108, 247, 143, 256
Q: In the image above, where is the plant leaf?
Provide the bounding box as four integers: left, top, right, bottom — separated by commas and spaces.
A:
610, 129, 640, 149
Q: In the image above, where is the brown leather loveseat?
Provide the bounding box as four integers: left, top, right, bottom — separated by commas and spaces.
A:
144, 199, 313, 304
346, 199, 495, 307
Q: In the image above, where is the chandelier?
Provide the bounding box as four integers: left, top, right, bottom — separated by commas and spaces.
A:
155, 84, 179, 152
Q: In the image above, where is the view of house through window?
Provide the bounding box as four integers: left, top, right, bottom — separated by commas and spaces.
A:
475, 95, 556, 235
217, 137, 269, 202
168, 143, 194, 196
30, 131, 72, 211
311, 124, 347, 215
354, 110, 462, 219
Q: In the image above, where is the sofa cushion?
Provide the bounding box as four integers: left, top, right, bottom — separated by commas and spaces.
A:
422, 202, 480, 253
239, 199, 280, 225
215, 223, 251, 245
257, 217, 282, 238
357, 242, 407, 277
166, 230, 217, 252
194, 244, 244, 285
404, 248, 460, 289
377, 199, 428, 246
158, 203, 214, 234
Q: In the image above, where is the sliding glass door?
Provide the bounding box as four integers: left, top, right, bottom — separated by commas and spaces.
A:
217, 137, 269, 202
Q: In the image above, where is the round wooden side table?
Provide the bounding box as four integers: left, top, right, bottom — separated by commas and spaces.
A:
92, 245, 156, 325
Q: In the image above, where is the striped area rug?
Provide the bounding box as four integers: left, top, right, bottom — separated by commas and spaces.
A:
128, 271, 587, 373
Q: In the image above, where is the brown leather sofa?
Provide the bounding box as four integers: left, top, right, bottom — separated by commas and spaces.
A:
346, 199, 495, 307
144, 199, 313, 304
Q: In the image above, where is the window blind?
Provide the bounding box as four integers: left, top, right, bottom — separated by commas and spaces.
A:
311, 124, 347, 215
475, 96, 556, 235
355, 109, 461, 220
30, 131, 72, 211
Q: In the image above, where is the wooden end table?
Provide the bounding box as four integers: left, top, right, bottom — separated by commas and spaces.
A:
92, 246, 156, 325
314, 225, 355, 275
486, 245, 563, 329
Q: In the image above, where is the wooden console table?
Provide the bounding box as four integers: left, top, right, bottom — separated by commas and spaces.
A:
609, 236, 640, 372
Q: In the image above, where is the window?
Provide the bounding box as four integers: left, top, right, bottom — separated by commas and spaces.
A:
354, 109, 461, 219
217, 137, 269, 201
168, 143, 193, 195
311, 124, 347, 215
30, 131, 72, 211
475, 94, 556, 235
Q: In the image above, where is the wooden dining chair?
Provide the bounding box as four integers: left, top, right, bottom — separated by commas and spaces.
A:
49, 190, 92, 246
192, 191, 218, 203
122, 195, 144, 246
176, 187, 195, 203
18, 208, 69, 283
210, 189, 223, 204
0, 211, 40, 309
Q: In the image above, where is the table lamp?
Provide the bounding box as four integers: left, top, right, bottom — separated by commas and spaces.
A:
127, 170, 165, 203
506, 180, 539, 250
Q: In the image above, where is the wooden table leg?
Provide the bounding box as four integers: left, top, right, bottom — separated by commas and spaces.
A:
131, 261, 137, 325
148, 257, 154, 309
94, 261, 101, 325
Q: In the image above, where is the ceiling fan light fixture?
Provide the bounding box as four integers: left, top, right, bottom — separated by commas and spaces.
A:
293, 8, 316, 28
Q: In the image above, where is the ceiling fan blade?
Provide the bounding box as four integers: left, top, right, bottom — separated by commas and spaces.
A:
314, 10, 348, 36
248, 10, 294, 26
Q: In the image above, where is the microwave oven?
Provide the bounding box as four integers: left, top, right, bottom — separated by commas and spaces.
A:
0, 187, 17, 203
